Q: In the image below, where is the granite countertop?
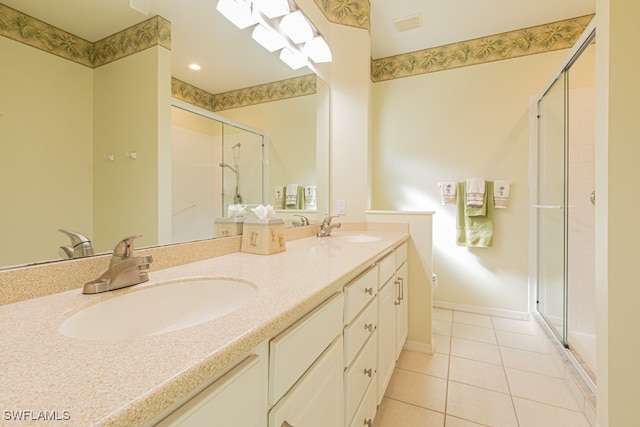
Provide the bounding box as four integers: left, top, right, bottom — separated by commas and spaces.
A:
0, 230, 408, 426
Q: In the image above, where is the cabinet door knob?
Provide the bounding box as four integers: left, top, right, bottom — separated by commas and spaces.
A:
364, 323, 375, 332
364, 419, 373, 427
364, 367, 373, 377
364, 287, 373, 295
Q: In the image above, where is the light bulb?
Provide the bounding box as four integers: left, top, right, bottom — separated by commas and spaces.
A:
216, 0, 258, 29
279, 10, 314, 44
279, 47, 308, 70
252, 24, 287, 52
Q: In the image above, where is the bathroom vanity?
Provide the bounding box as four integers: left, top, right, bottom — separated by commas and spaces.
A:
0, 227, 410, 426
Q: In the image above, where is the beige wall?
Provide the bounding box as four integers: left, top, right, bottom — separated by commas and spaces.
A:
371, 50, 568, 314
596, 0, 640, 424
328, 23, 371, 221
0, 37, 93, 267
93, 46, 172, 253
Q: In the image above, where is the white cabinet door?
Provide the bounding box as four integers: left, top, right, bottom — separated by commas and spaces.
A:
395, 262, 409, 360
376, 277, 396, 405
269, 336, 344, 427
158, 351, 267, 427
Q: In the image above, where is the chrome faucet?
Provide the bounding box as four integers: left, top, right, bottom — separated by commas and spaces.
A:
317, 215, 341, 237
83, 234, 153, 294
58, 229, 95, 259
293, 214, 310, 227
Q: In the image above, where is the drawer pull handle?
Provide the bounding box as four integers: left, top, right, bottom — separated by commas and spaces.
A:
282, 422, 294, 427
364, 367, 373, 377
364, 323, 375, 332
364, 287, 374, 295
364, 419, 373, 427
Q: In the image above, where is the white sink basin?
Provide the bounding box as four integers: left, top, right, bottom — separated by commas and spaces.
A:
335, 234, 382, 243
60, 279, 257, 341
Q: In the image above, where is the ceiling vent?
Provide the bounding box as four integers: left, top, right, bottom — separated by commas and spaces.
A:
392, 13, 423, 33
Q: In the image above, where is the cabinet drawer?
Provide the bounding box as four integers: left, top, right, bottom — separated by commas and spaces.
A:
344, 331, 377, 425
377, 253, 395, 290
348, 373, 377, 427
344, 266, 378, 324
395, 242, 408, 268
344, 298, 377, 367
269, 293, 344, 405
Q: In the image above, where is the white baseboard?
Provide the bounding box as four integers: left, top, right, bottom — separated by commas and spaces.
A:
403, 339, 434, 354
433, 300, 529, 321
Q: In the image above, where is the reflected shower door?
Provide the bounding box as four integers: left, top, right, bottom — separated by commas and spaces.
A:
536, 71, 568, 345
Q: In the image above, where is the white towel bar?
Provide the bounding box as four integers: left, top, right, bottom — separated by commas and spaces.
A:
172, 200, 197, 216
532, 205, 564, 209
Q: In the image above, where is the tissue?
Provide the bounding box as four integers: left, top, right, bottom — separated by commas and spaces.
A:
251, 204, 276, 220
227, 204, 247, 218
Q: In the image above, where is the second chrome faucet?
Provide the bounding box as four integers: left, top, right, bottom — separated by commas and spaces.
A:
317, 215, 342, 237
83, 235, 153, 294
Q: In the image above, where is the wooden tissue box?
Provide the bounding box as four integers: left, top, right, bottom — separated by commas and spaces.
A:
241, 218, 286, 255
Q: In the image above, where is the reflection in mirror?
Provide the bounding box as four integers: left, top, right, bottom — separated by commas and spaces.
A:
0, 1, 329, 271
171, 103, 267, 243
215, 76, 330, 226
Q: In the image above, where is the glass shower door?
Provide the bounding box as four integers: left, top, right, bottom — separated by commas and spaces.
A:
536, 71, 568, 345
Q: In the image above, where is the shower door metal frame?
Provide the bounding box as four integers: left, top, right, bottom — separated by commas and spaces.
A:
534, 72, 569, 346
529, 21, 596, 346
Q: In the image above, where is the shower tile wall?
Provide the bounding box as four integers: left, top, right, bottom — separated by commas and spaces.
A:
567, 87, 596, 374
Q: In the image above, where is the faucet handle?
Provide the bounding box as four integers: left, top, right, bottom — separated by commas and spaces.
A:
322, 215, 339, 226
58, 229, 94, 259
112, 234, 143, 259
294, 215, 309, 226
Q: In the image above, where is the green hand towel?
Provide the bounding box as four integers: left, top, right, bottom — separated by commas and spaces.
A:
456, 181, 494, 247
296, 185, 305, 210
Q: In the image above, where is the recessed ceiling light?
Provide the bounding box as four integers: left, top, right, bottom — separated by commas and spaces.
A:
189, 63, 202, 71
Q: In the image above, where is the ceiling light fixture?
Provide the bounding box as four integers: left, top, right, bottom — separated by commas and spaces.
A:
279, 47, 308, 70
188, 63, 202, 71
303, 36, 332, 63
216, 0, 258, 29
252, 0, 290, 19
216, 0, 332, 70
252, 24, 287, 52
279, 10, 314, 44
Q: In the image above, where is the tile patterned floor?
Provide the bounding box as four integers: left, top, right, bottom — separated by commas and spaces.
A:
373, 309, 592, 427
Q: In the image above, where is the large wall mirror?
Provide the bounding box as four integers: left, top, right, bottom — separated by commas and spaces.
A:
0, 0, 330, 269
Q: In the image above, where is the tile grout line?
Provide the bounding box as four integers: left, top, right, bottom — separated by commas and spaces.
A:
491, 315, 522, 427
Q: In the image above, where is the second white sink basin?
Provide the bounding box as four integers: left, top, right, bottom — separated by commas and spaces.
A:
60, 279, 257, 341
335, 234, 382, 243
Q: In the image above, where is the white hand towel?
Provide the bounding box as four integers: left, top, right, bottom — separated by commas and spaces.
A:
304, 185, 317, 210
286, 184, 299, 207
494, 180, 510, 208
439, 182, 457, 205
465, 178, 485, 207
274, 186, 284, 209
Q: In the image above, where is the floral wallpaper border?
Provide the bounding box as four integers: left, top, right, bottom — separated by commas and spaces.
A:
372, 14, 595, 83
314, 0, 370, 30
0, 3, 170, 68
171, 74, 317, 112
